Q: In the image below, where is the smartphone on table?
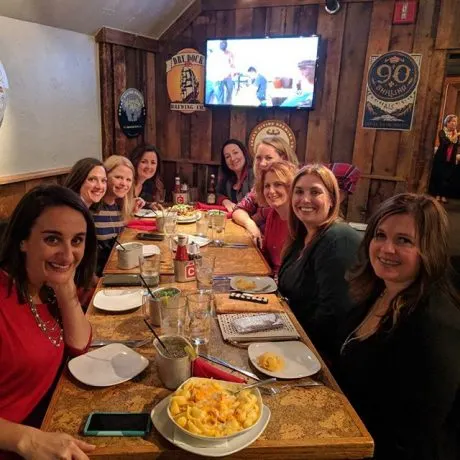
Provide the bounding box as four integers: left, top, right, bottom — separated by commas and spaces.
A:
83, 412, 151, 436
102, 274, 141, 287
136, 233, 164, 241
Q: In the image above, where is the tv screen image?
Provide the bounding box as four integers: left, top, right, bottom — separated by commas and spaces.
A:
205, 36, 320, 109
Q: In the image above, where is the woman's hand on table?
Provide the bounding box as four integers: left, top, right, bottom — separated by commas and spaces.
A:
18, 428, 95, 460
222, 199, 237, 213
133, 197, 146, 213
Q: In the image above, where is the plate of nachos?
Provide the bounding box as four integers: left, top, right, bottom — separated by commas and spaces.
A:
169, 205, 200, 223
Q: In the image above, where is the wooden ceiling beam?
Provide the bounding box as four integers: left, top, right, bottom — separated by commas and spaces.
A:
95, 27, 160, 53
159, 0, 202, 42
201, 0, 372, 10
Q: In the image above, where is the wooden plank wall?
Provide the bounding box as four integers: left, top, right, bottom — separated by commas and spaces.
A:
155, 0, 449, 220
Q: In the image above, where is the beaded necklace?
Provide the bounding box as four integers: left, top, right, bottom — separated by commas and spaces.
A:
28, 295, 63, 347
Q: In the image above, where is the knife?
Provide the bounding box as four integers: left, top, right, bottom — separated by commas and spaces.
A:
198, 353, 260, 381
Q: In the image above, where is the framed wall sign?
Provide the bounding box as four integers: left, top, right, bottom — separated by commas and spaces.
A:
118, 88, 146, 138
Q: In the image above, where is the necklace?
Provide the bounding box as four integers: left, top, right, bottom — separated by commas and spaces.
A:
28, 296, 63, 347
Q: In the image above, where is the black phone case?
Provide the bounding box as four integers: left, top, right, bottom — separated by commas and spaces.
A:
102, 274, 141, 286
136, 233, 164, 241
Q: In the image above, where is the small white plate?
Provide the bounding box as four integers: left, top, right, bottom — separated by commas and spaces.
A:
230, 276, 277, 294
177, 213, 200, 224
93, 289, 143, 312
68, 344, 149, 387
151, 395, 271, 457
134, 209, 157, 218
248, 341, 321, 379
173, 235, 210, 248
349, 222, 367, 232
142, 244, 160, 257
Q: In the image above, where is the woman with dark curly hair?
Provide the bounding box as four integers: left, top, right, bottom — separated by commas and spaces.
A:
336, 193, 460, 460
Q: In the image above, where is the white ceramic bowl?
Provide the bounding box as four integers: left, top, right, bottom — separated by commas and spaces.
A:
167, 377, 263, 441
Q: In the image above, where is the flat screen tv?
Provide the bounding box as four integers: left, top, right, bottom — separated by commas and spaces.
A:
204, 36, 320, 110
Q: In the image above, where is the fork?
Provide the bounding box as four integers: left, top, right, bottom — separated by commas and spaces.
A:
90, 338, 151, 348
266, 380, 324, 395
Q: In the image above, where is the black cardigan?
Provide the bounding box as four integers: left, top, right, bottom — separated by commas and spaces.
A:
335, 292, 460, 460
278, 222, 362, 358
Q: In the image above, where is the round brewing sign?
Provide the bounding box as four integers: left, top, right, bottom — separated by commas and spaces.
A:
118, 88, 146, 138
368, 51, 419, 103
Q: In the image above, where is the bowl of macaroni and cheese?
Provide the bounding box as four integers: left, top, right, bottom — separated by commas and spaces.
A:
167, 377, 263, 440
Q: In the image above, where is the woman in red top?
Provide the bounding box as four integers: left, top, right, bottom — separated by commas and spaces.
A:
255, 161, 298, 275
0, 185, 97, 459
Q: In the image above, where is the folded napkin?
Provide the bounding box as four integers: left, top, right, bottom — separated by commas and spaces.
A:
214, 293, 285, 314
192, 357, 246, 383
126, 219, 157, 231
195, 202, 232, 219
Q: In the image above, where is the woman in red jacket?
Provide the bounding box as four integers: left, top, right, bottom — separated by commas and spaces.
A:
0, 185, 96, 459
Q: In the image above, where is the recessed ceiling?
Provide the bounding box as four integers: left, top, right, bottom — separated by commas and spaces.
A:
0, 0, 194, 38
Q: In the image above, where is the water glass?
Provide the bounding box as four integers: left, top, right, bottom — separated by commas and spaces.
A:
210, 212, 227, 245
195, 254, 215, 291
187, 291, 212, 345
139, 254, 160, 287
195, 213, 209, 237
163, 213, 178, 237
160, 294, 187, 336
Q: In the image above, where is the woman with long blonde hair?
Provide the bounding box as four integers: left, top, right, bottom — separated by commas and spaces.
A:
92, 155, 135, 275
336, 193, 460, 460
278, 164, 361, 359
232, 136, 299, 246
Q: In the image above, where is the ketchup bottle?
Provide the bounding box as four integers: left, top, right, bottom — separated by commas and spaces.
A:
175, 234, 189, 261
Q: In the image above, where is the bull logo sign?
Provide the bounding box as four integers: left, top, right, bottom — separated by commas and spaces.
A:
166, 48, 205, 114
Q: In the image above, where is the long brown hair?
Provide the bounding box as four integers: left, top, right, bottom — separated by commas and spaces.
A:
284, 164, 341, 256
348, 193, 459, 325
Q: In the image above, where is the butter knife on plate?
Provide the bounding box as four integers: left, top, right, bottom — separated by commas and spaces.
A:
198, 353, 260, 381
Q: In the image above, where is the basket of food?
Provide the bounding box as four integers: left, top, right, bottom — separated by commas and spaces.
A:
167, 377, 263, 440
170, 205, 200, 223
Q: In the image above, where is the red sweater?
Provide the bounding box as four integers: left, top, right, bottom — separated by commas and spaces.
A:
262, 209, 289, 275
0, 271, 90, 431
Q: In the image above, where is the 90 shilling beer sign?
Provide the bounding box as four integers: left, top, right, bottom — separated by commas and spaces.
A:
166, 48, 206, 114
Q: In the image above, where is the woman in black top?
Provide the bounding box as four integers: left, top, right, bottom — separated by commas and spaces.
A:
278, 164, 361, 359
336, 193, 460, 460
217, 139, 254, 212
429, 114, 459, 203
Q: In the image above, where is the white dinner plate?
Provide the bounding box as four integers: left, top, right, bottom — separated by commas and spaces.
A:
248, 341, 321, 379
151, 395, 271, 457
93, 289, 144, 312
142, 244, 160, 257
134, 209, 157, 218
68, 344, 149, 387
230, 276, 277, 294
348, 222, 367, 232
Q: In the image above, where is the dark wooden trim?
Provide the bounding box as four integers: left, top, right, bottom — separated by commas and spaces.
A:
163, 158, 221, 166
202, 0, 372, 11
159, 0, 202, 42
95, 27, 159, 53
0, 167, 71, 186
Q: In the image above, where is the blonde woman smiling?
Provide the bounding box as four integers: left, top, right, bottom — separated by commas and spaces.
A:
255, 161, 297, 275
92, 155, 135, 275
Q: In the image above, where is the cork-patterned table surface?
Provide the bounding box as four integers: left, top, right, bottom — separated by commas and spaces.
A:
41, 279, 374, 459
103, 221, 272, 277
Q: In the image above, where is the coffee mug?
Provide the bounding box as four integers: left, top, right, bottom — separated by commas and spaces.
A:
116, 242, 143, 269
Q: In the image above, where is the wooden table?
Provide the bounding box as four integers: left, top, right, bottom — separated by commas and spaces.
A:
42, 278, 374, 459
103, 221, 272, 277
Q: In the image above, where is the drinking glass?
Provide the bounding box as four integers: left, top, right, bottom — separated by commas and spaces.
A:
195, 254, 215, 291
210, 212, 227, 246
159, 292, 186, 336
195, 213, 209, 237
157, 189, 166, 205
187, 291, 212, 345
163, 212, 178, 254
139, 254, 160, 288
